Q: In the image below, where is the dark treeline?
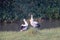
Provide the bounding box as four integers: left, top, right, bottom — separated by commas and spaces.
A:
0, 0, 60, 22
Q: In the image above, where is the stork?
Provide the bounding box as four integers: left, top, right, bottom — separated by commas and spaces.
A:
30, 15, 40, 29
20, 19, 28, 31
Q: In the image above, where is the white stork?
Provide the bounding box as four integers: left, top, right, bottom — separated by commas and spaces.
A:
20, 19, 28, 31
30, 15, 40, 28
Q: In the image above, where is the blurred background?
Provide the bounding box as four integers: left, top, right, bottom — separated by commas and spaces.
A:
0, 0, 60, 40
0, 0, 60, 31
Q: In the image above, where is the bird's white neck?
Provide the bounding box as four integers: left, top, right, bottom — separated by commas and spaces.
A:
31, 15, 34, 21
23, 20, 28, 25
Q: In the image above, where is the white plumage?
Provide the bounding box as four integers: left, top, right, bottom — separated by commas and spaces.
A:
30, 15, 40, 28
20, 19, 28, 31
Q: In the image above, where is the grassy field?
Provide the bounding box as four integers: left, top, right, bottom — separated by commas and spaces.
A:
0, 27, 60, 40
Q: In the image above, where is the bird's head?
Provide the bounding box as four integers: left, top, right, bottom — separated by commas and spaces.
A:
23, 19, 26, 21
23, 19, 28, 25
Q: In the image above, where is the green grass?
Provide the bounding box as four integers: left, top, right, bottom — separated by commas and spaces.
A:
0, 27, 60, 40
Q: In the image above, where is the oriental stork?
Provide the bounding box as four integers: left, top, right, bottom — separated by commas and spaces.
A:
30, 15, 40, 29
20, 19, 28, 31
